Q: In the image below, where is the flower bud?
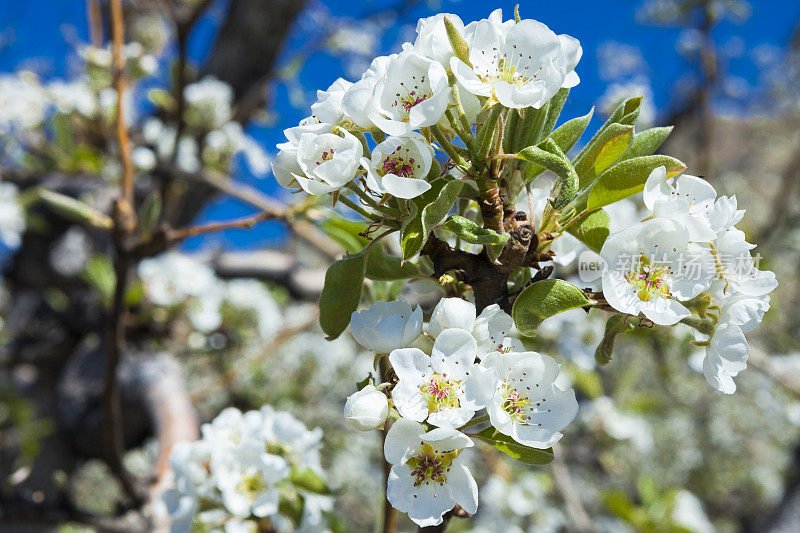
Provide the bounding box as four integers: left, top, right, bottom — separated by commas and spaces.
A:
343, 385, 389, 431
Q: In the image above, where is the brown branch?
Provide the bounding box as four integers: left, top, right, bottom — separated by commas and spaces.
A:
551, 443, 596, 533
102, 1, 143, 504
380, 355, 399, 533
103, 201, 143, 505
86, 0, 103, 47
111, 0, 135, 209
166, 209, 280, 243
198, 170, 341, 259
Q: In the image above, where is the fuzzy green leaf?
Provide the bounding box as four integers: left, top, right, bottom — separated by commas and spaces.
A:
524, 107, 594, 181
319, 252, 367, 339
445, 16, 471, 66
606, 95, 642, 126
573, 123, 634, 188
400, 178, 463, 260
541, 88, 570, 138
443, 215, 510, 245
622, 126, 673, 160
474, 428, 555, 465
586, 155, 686, 212
566, 208, 610, 253
512, 279, 591, 335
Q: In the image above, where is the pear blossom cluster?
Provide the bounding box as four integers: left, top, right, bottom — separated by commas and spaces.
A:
162, 406, 334, 533
138, 252, 282, 338
345, 297, 578, 526
272, 8, 581, 198
599, 166, 777, 393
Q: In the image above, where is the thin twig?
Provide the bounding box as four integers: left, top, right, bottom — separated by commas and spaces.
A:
748, 346, 800, 399
111, 0, 134, 207
197, 169, 341, 259
167, 209, 280, 243
550, 443, 595, 533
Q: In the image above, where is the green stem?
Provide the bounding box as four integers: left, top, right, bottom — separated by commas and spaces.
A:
346, 183, 398, 216
478, 105, 504, 162
430, 125, 471, 170
459, 414, 489, 430
338, 194, 383, 222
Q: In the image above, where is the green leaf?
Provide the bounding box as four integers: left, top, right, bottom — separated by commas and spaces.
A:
442, 215, 509, 245
474, 428, 554, 465
540, 88, 570, 139
606, 95, 642, 126
319, 218, 369, 253
566, 208, 610, 253
289, 468, 331, 495
517, 139, 578, 210
319, 252, 367, 339
400, 178, 463, 260
586, 155, 686, 212
518, 102, 549, 150
365, 245, 420, 280
445, 16, 471, 66
524, 107, 594, 181
512, 279, 591, 336
35, 189, 113, 230
622, 126, 673, 161
573, 123, 634, 188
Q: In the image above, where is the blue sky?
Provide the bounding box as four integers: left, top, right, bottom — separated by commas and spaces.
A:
1, 0, 798, 251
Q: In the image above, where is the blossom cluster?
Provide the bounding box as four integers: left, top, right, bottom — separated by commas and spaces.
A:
138, 252, 282, 339
272, 8, 580, 197
162, 406, 334, 533
344, 298, 578, 526
599, 166, 777, 393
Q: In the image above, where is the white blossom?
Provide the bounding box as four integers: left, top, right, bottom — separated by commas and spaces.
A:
389, 328, 493, 428
342, 55, 394, 130
429, 298, 523, 354
350, 298, 423, 353
163, 406, 328, 532
643, 166, 718, 242
369, 50, 451, 136
600, 218, 714, 325
213, 441, 289, 518
291, 129, 362, 194
384, 418, 478, 527
272, 117, 331, 188
413, 13, 466, 66
311, 77, 353, 125
698, 280, 772, 394
452, 9, 581, 108
480, 350, 578, 448
712, 227, 777, 297
362, 132, 434, 199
